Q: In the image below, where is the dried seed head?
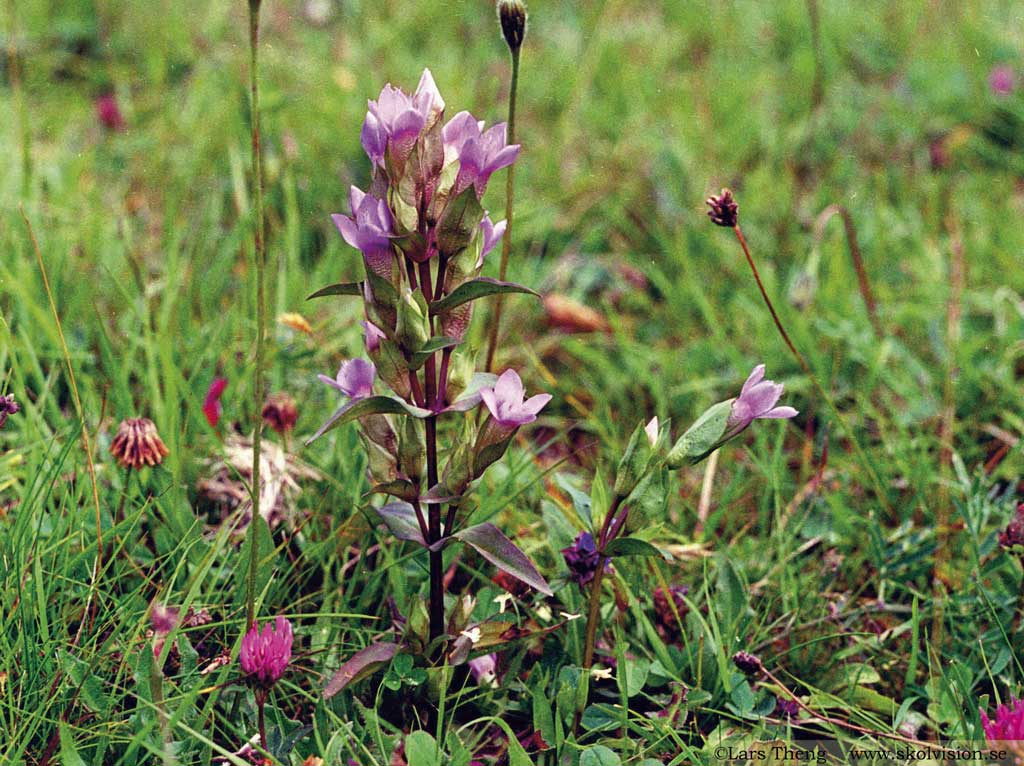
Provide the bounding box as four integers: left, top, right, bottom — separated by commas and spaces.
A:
262, 392, 299, 435
706, 188, 739, 228
110, 417, 169, 469
497, 0, 527, 53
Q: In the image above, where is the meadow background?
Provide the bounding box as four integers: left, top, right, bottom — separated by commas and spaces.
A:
1, 0, 1024, 763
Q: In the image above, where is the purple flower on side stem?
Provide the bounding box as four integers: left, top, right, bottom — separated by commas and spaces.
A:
561, 532, 606, 588
361, 320, 387, 353
332, 186, 395, 278
360, 69, 445, 166
479, 369, 550, 427
442, 111, 520, 197
981, 697, 1024, 741
239, 616, 293, 686
476, 215, 507, 267
725, 364, 798, 437
319, 359, 376, 400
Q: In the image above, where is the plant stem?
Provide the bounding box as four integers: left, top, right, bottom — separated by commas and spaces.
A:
812, 204, 882, 339
246, 0, 267, 630
730, 224, 892, 516
257, 691, 268, 753
485, 46, 520, 372
581, 556, 608, 671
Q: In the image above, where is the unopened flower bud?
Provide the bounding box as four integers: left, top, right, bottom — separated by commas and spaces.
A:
398, 415, 425, 483
706, 188, 738, 228
395, 289, 431, 352
497, 0, 527, 53
732, 650, 763, 676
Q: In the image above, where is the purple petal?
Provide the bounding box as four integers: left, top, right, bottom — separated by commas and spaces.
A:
332, 213, 363, 251
493, 369, 523, 405
442, 111, 480, 153
318, 373, 348, 393
761, 406, 798, 419
743, 380, 784, 418
518, 393, 551, 418
414, 68, 445, 116
741, 364, 766, 397
479, 387, 500, 420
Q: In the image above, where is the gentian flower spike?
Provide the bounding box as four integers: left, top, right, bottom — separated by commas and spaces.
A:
480, 369, 551, 427
361, 68, 445, 167
332, 186, 396, 279
319, 359, 376, 400
726, 364, 799, 436
981, 697, 1024, 742
239, 616, 293, 686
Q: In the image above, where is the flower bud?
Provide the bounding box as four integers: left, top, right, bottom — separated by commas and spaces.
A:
368, 337, 413, 401
395, 289, 431, 353
705, 188, 738, 228
497, 0, 527, 53
614, 419, 656, 497
398, 415, 425, 483
444, 348, 476, 405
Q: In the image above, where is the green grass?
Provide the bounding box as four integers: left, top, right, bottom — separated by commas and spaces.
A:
2, 0, 1024, 763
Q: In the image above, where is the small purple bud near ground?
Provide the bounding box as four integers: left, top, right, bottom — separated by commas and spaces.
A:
561, 532, 606, 588
732, 650, 763, 676
0, 394, 18, 429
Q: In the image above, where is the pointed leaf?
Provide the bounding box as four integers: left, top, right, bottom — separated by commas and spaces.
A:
602, 537, 665, 559
323, 642, 399, 698
306, 396, 429, 444
375, 502, 427, 546
453, 523, 553, 596
430, 278, 539, 315
409, 336, 462, 371
306, 281, 363, 300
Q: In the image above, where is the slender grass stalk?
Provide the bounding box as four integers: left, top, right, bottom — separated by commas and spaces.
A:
7, 0, 31, 198
806, 0, 824, 110
246, 0, 268, 630
729, 222, 893, 517
812, 204, 882, 339
485, 44, 521, 372
21, 208, 105, 600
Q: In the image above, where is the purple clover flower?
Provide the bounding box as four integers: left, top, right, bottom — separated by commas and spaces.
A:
332, 186, 395, 278
0, 394, 19, 429
561, 532, 606, 588
239, 616, 293, 686
442, 111, 520, 197
477, 215, 507, 267
982, 697, 1024, 741
360, 69, 445, 166
319, 359, 376, 399
725, 364, 798, 437
479, 369, 551, 427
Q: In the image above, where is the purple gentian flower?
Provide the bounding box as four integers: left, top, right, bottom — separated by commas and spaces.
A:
331, 186, 395, 278
479, 369, 551, 427
319, 359, 376, 399
726, 364, 798, 435
239, 616, 293, 686
990, 65, 1015, 96
467, 653, 498, 685
442, 111, 520, 197
476, 215, 507, 267
361, 320, 387, 353
982, 697, 1024, 741
360, 69, 445, 166
561, 532, 606, 588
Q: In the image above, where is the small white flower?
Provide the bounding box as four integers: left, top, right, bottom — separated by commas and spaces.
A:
460, 627, 482, 645
590, 666, 613, 681
535, 604, 553, 622
493, 593, 514, 614
559, 611, 582, 621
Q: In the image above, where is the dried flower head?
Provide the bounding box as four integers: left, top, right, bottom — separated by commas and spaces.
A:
732, 650, 763, 676
999, 503, 1024, 552
706, 188, 738, 228
497, 0, 527, 52
240, 616, 293, 686
0, 394, 19, 429
110, 418, 169, 469
981, 697, 1024, 742
262, 392, 298, 435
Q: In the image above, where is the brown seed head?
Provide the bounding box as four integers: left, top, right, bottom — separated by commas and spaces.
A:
497, 0, 527, 53
110, 417, 169, 469
706, 188, 739, 227
262, 392, 298, 435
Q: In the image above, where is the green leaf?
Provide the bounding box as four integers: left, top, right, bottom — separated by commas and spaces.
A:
306, 281, 363, 299
430, 278, 539, 315
404, 731, 441, 766
323, 642, 399, 698
581, 745, 622, 766
580, 704, 619, 732
375, 502, 427, 546
665, 399, 733, 468
306, 396, 429, 444
409, 336, 462, 370
532, 673, 557, 749
730, 679, 755, 715
59, 722, 88, 766
602, 537, 665, 559
453, 523, 553, 596
623, 657, 651, 697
